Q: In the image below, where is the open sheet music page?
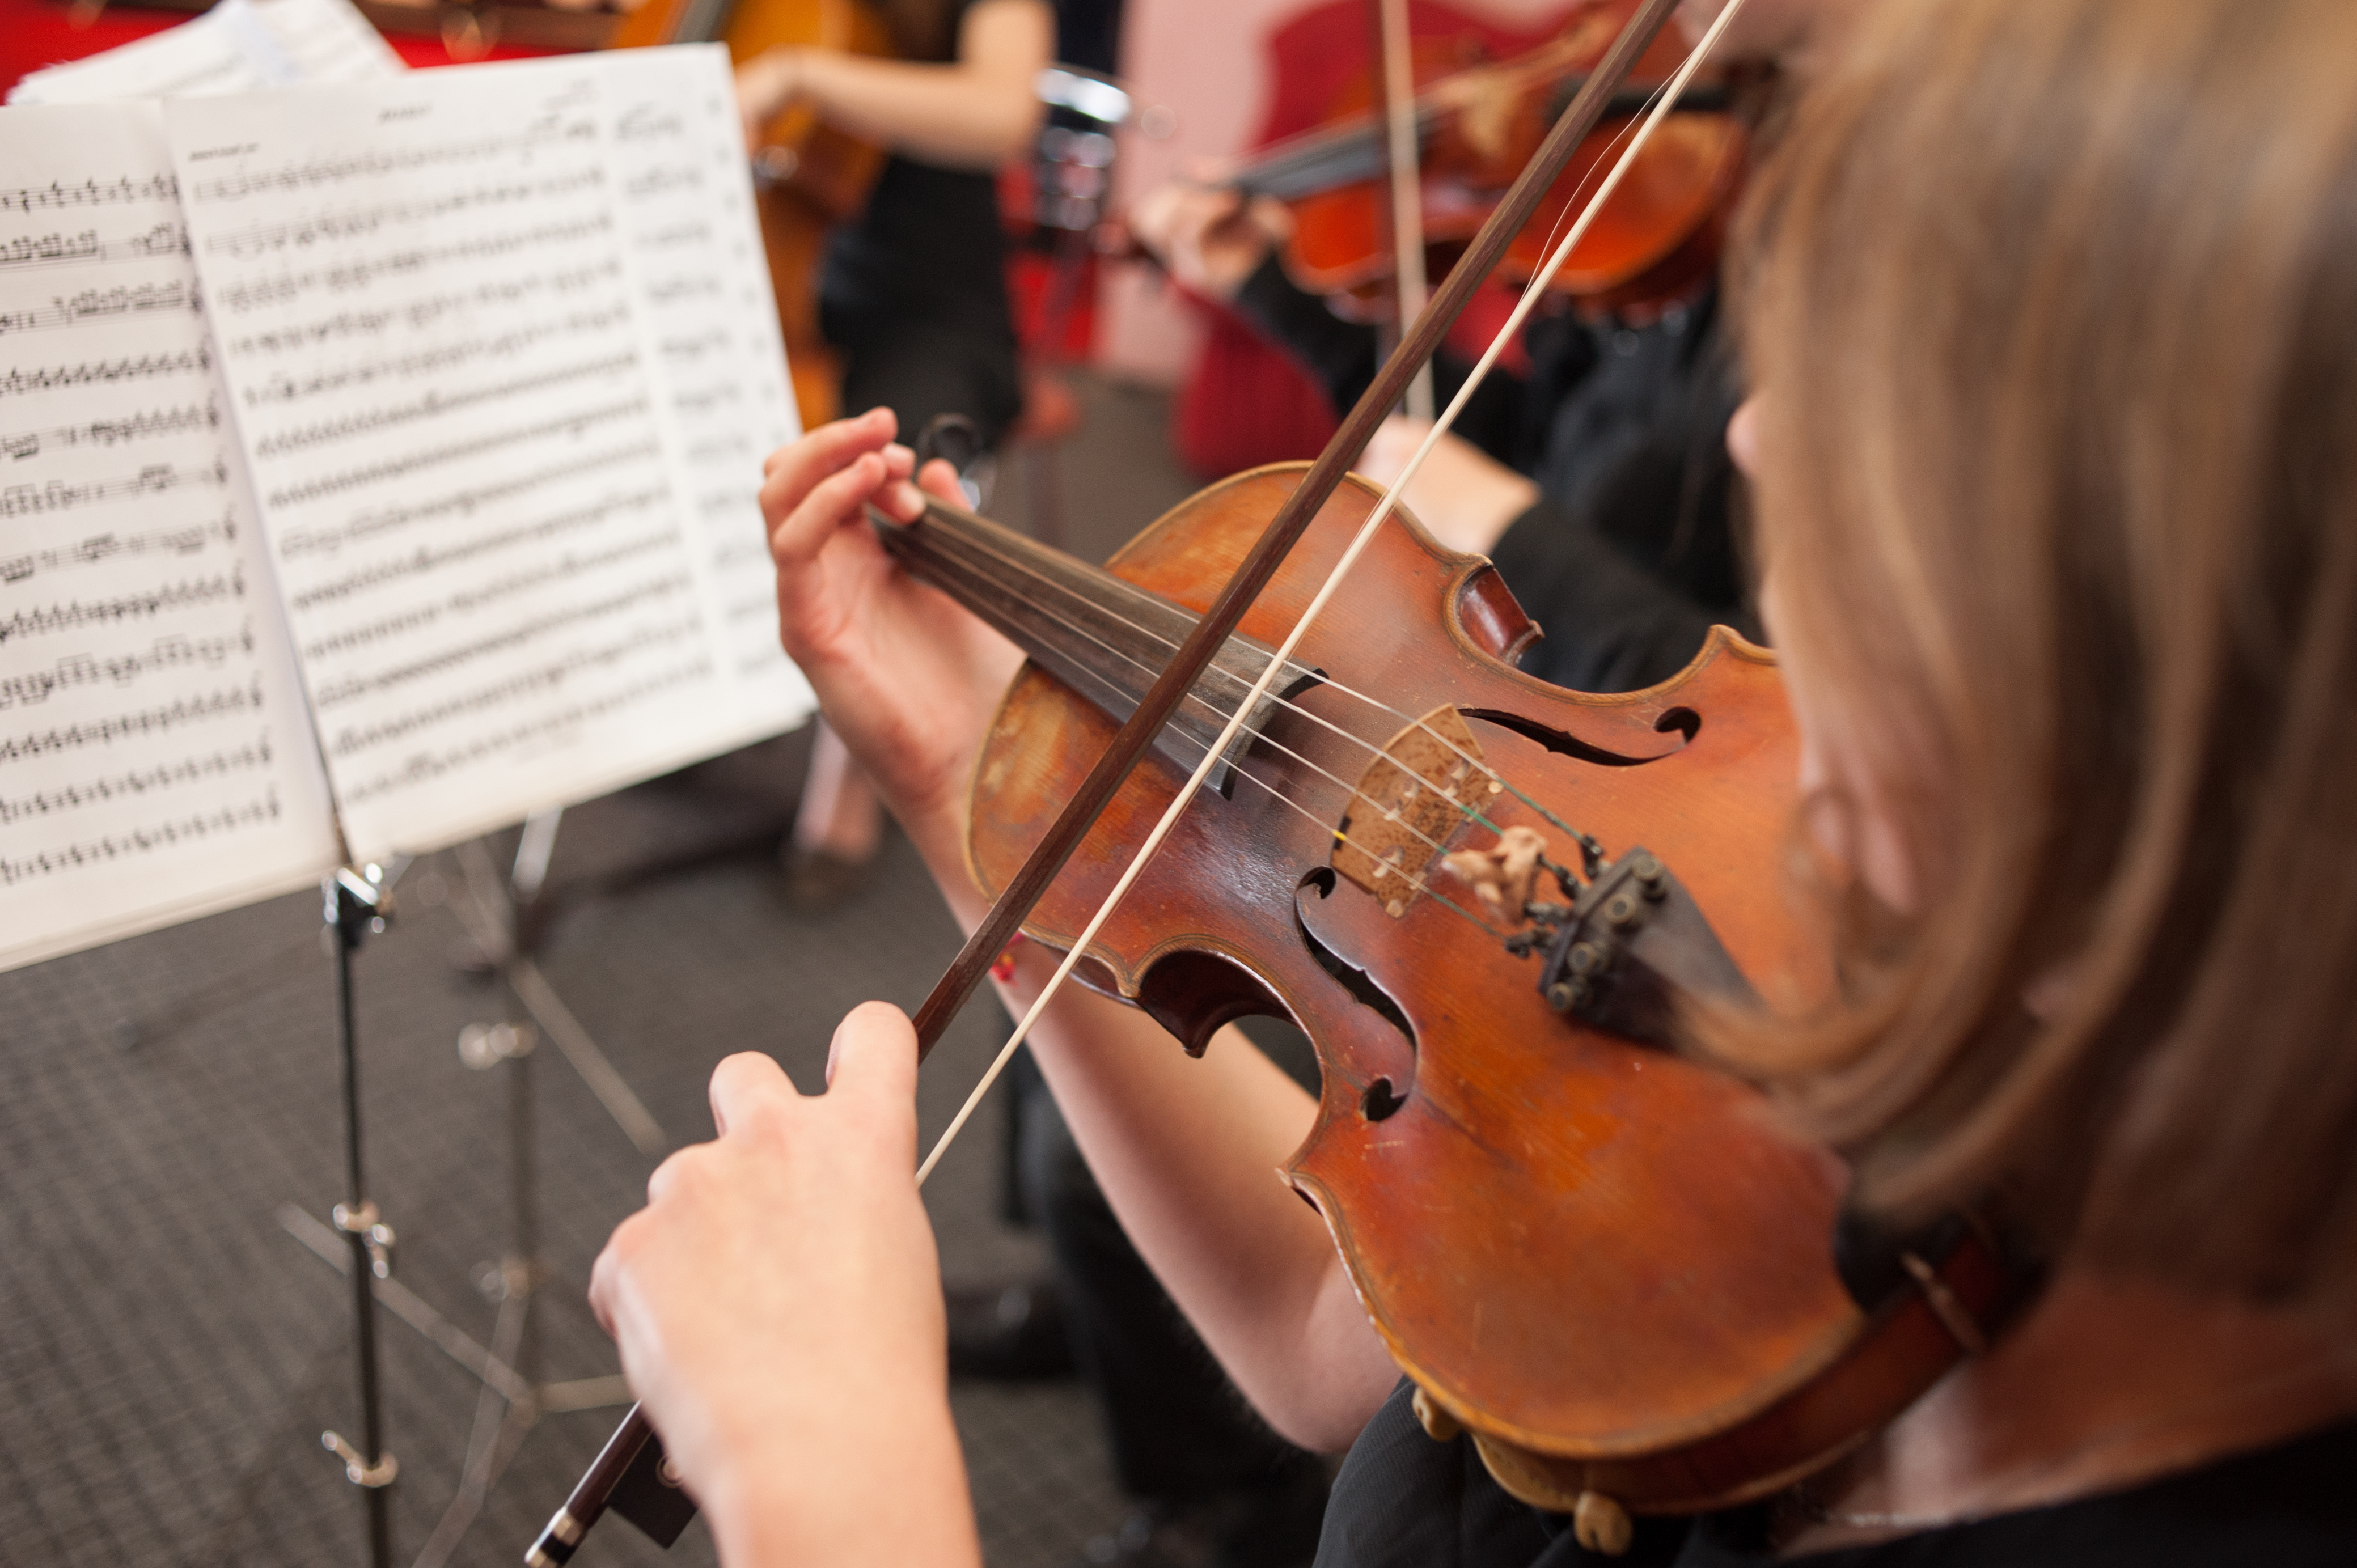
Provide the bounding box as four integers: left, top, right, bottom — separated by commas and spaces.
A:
7, 0, 403, 107
166, 48, 813, 861
0, 105, 341, 973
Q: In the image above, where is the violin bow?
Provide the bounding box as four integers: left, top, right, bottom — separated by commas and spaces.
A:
1375, 0, 1437, 421
526, 0, 1747, 1559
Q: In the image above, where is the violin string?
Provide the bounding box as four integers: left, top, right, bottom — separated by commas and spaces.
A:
905, 508, 1602, 857
904, 529, 1512, 888
917, 0, 1748, 1188
899, 518, 1525, 853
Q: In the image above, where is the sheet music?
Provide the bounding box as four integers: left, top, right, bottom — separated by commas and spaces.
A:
0, 105, 341, 973
603, 47, 805, 689
8, 0, 402, 107
167, 48, 811, 861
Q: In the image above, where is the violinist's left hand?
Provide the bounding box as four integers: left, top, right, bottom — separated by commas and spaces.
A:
589, 1006, 982, 1568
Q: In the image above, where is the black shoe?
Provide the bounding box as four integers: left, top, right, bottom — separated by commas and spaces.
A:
945, 1277, 1075, 1381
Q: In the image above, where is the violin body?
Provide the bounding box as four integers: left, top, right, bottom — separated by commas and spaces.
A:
954, 467, 2005, 1515
607, 0, 891, 425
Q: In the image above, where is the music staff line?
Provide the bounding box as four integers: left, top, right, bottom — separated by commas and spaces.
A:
0, 224, 191, 271
1, 510, 237, 588
325, 614, 700, 761
0, 680, 261, 765
0, 738, 276, 827
210, 214, 617, 315
275, 439, 659, 560
299, 524, 682, 662
0, 174, 180, 216
636, 220, 716, 252
0, 401, 219, 463
263, 395, 649, 510
0, 790, 283, 887
0, 625, 256, 713
0, 281, 198, 340
0, 459, 230, 520
185, 117, 594, 206
338, 651, 710, 806
0, 347, 212, 402
238, 307, 627, 405
251, 350, 638, 457
0, 570, 244, 649
201, 171, 607, 261
223, 260, 624, 358
286, 485, 667, 608
310, 571, 689, 709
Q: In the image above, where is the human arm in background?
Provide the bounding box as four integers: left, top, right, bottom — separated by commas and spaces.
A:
734, 0, 1051, 169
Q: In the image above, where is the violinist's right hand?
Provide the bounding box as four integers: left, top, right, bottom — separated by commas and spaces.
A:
760, 409, 1025, 878
1129, 178, 1295, 304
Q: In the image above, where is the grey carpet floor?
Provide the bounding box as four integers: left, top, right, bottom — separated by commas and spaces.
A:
0, 374, 1218, 1568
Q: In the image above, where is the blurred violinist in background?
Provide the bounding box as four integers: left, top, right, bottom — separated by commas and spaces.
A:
1131, 0, 1864, 696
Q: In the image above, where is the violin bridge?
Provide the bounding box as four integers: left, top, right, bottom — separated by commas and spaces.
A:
1331, 705, 1494, 916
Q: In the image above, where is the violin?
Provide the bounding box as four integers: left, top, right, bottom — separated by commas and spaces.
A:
529, 4, 2004, 1559
1218, 0, 1749, 320
607, 0, 892, 426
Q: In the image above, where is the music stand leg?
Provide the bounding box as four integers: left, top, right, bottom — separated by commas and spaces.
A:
321, 866, 399, 1568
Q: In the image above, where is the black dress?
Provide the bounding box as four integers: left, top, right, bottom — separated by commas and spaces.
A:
816, 0, 1025, 449
1315, 1379, 2357, 1568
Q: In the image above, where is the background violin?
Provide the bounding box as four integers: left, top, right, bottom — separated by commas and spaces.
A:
1203, 0, 1749, 320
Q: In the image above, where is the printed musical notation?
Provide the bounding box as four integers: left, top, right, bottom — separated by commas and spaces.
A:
0, 282, 199, 340
602, 46, 805, 695
166, 45, 809, 861
0, 105, 340, 972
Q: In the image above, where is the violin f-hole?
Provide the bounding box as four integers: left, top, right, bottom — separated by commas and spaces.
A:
1296, 868, 1419, 1057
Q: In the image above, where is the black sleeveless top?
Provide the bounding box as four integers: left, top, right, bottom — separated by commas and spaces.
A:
1315, 1379, 2357, 1568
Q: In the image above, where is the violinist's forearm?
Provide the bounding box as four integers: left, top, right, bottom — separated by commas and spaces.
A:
703, 1392, 979, 1568
1022, 990, 1399, 1450
742, 0, 1048, 170
942, 907, 1397, 1450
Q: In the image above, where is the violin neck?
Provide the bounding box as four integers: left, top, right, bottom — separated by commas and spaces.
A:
869, 498, 1318, 796
1227, 83, 1729, 203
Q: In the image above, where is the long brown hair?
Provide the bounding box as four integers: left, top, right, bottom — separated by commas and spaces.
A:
1725, 0, 2357, 1302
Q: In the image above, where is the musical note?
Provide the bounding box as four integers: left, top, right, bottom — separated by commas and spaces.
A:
0, 738, 276, 825
0, 571, 244, 647
0, 102, 338, 976
0, 176, 181, 214
0, 281, 200, 339
0, 349, 212, 400
0, 459, 230, 518
0, 793, 286, 888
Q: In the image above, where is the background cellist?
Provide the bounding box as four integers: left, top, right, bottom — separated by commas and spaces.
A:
586, 0, 2357, 1562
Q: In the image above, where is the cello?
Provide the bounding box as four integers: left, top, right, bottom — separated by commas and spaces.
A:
528, 2, 2008, 1560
